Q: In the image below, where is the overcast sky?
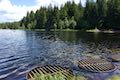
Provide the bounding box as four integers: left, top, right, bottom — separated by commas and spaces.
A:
0, 0, 86, 23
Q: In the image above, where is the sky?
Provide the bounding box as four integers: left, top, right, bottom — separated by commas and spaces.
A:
0, 0, 86, 23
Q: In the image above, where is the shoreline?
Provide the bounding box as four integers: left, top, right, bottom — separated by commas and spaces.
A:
0, 29, 120, 33
86, 29, 120, 33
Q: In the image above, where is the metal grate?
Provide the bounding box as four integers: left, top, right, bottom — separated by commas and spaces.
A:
78, 58, 115, 72
26, 65, 73, 80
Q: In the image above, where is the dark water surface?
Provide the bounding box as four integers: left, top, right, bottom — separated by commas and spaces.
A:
0, 30, 120, 80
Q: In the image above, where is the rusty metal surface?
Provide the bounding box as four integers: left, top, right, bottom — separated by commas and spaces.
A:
78, 58, 115, 72
26, 65, 73, 80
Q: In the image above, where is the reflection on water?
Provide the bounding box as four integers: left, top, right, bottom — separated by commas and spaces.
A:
0, 30, 120, 80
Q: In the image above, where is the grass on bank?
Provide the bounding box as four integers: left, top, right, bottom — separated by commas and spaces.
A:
86, 28, 100, 32
107, 75, 120, 80
34, 72, 86, 80
86, 28, 115, 33
32, 29, 79, 32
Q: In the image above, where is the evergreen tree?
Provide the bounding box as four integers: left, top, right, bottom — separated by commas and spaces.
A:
106, 0, 120, 29
1, 0, 120, 30
45, 5, 54, 31
35, 7, 47, 29
83, 0, 98, 29
52, 6, 60, 29
60, 6, 68, 20
96, 0, 107, 29
76, 0, 84, 29
21, 11, 35, 29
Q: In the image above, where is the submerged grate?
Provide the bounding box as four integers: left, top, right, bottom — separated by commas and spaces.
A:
26, 65, 73, 80
110, 54, 120, 62
78, 58, 115, 72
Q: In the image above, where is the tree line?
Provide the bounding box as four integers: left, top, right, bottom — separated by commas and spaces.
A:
0, 0, 120, 30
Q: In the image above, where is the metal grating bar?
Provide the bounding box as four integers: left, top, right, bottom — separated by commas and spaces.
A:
31, 70, 37, 78
26, 65, 73, 80
36, 68, 43, 74
78, 59, 115, 72
28, 73, 34, 80
53, 66, 73, 78
39, 67, 47, 74
33, 69, 40, 76
47, 65, 60, 73
45, 66, 55, 73
93, 64, 103, 71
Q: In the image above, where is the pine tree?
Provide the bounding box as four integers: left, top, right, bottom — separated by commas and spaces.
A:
96, 0, 107, 29
52, 6, 60, 29
106, 0, 120, 29
60, 6, 68, 20
83, 0, 98, 29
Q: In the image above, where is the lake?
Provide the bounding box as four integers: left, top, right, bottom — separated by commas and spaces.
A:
0, 30, 120, 80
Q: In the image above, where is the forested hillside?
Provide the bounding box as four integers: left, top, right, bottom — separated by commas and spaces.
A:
0, 0, 120, 30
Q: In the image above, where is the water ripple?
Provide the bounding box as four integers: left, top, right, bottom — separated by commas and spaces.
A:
0, 30, 120, 80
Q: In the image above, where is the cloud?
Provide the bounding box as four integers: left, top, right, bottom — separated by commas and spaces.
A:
0, 0, 38, 22
36, 0, 72, 7
36, 0, 86, 7
0, 0, 86, 23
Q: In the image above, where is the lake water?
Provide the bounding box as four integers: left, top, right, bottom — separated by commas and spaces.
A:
0, 30, 120, 80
